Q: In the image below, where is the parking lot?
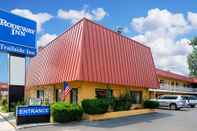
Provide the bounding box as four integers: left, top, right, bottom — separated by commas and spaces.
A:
17, 108, 197, 131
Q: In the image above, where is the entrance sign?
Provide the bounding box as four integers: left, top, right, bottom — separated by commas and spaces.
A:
0, 10, 36, 56
16, 106, 50, 116
16, 106, 50, 125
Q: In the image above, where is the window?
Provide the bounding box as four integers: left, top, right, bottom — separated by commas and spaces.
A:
37, 90, 44, 99
55, 89, 63, 102
161, 96, 177, 100
160, 80, 164, 84
184, 84, 188, 88
130, 91, 142, 104
95, 89, 113, 98
70, 88, 78, 104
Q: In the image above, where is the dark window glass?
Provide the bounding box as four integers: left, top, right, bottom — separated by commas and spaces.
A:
160, 80, 164, 84
130, 91, 142, 104
95, 89, 113, 98
36, 90, 44, 99
162, 96, 177, 99
56, 89, 63, 102
71, 88, 78, 104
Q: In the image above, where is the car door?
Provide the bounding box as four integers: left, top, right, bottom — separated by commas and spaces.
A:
158, 96, 169, 107
190, 96, 197, 104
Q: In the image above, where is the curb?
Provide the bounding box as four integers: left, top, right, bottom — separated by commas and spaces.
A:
16, 123, 58, 130
83, 109, 158, 121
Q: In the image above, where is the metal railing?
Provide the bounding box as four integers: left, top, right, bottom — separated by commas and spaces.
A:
160, 84, 197, 93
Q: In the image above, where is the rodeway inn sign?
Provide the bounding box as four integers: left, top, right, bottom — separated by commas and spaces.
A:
0, 10, 36, 56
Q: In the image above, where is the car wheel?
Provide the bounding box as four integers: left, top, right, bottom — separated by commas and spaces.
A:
191, 105, 195, 108
169, 104, 177, 110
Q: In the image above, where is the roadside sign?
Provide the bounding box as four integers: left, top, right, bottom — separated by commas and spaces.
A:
16, 105, 50, 125
0, 10, 37, 56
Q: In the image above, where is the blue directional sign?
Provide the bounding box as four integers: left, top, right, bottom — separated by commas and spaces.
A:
0, 10, 37, 56
16, 106, 50, 117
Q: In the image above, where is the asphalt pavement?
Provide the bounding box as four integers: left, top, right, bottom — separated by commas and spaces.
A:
16, 108, 197, 131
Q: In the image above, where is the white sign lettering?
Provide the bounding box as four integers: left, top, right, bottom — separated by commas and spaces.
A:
0, 18, 36, 37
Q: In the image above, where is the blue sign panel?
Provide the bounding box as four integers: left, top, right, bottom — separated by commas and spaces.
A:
0, 10, 36, 56
16, 106, 50, 117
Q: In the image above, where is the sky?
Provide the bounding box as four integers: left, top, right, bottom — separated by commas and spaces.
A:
0, 0, 197, 83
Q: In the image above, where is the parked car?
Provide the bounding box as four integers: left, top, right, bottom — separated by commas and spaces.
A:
153, 95, 187, 110
182, 95, 197, 108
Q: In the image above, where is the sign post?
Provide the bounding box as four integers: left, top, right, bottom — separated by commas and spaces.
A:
0, 10, 37, 111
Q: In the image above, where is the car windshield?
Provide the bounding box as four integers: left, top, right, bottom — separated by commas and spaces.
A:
182, 96, 197, 100
190, 96, 197, 100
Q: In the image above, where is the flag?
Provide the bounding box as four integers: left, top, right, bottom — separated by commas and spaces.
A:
63, 82, 71, 96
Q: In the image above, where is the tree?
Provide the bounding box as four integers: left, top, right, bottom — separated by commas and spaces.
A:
188, 37, 197, 76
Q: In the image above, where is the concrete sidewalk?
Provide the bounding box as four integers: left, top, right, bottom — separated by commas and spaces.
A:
0, 113, 15, 131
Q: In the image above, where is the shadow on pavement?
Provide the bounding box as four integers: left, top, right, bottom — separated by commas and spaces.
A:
53, 112, 173, 128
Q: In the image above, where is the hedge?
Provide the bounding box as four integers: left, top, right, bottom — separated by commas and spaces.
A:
113, 94, 132, 111
51, 102, 83, 123
143, 100, 159, 109
81, 99, 109, 114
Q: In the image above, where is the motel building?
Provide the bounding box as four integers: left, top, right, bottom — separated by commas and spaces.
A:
25, 18, 197, 107
150, 69, 197, 98
25, 18, 159, 107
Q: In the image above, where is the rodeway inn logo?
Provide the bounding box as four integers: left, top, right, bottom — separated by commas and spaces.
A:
0, 17, 36, 37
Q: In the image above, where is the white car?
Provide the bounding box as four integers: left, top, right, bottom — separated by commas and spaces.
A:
183, 95, 197, 108
154, 95, 187, 110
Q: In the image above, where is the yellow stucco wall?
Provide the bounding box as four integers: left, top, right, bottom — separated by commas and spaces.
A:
26, 81, 150, 105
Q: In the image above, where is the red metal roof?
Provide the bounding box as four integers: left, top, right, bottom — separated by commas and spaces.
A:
27, 18, 159, 88
192, 78, 197, 84
0, 82, 8, 91
156, 68, 192, 82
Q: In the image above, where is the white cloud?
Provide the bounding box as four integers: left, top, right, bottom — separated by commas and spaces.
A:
37, 33, 57, 47
188, 12, 197, 28
131, 8, 193, 75
92, 8, 107, 21
132, 8, 189, 34
11, 9, 53, 32
57, 7, 107, 23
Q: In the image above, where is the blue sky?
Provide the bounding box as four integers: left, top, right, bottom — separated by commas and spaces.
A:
0, 0, 197, 83
1, 0, 196, 38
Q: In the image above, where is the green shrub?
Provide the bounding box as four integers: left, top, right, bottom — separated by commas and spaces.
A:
51, 102, 83, 123
143, 100, 159, 109
82, 99, 109, 114
0, 97, 7, 106
113, 93, 132, 111
0, 98, 8, 112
